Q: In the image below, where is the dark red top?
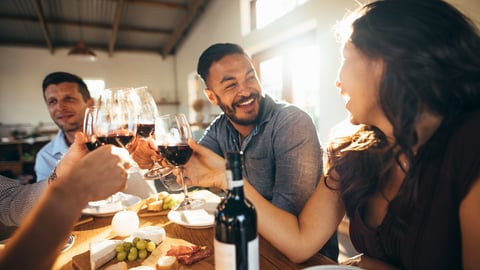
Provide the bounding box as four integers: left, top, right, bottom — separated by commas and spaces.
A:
349, 111, 480, 269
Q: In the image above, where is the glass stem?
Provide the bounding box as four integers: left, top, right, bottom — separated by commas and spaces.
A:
179, 167, 190, 202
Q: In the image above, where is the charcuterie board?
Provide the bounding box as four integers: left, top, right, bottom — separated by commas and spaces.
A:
72, 236, 213, 270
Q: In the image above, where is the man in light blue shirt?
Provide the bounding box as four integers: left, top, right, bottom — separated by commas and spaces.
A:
35, 72, 93, 181
35, 72, 158, 199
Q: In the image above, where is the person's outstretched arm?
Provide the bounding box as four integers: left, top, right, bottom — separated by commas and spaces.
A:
0, 133, 132, 270
184, 139, 344, 263
244, 177, 345, 263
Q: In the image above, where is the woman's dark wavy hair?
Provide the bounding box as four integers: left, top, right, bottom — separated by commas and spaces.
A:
326, 0, 480, 228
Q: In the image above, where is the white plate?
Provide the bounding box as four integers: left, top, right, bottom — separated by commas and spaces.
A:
303, 266, 365, 270
82, 192, 141, 217
168, 189, 221, 229
167, 209, 215, 229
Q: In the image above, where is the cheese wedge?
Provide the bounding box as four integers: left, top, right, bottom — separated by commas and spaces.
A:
156, 256, 178, 270
147, 200, 163, 211
89, 239, 123, 270
182, 209, 214, 225
131, 226, 166, 244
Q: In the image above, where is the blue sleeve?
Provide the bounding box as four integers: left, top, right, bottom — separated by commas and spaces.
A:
198, 121, 224, 157
270, 108, 323, 215
34, 147, 55, 181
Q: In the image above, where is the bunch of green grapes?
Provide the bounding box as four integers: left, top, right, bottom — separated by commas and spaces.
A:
115, 237, 156, 261
162, 193, 184, 210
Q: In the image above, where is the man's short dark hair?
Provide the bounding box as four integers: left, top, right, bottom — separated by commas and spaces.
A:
42, 71, 91, 101
197, 43, 248, 87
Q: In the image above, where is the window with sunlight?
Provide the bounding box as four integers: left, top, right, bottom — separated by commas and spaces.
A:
259, 57, 283, 99
255, 43, 322, 130
84, 79, 105, 101
252, 0, 309, 30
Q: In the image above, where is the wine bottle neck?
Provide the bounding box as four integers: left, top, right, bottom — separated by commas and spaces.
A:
226, 170, 244, 190
226, 186, 245, 200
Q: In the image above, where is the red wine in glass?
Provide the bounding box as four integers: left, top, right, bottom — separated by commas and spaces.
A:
97, 134, 135, 148
85, 141, 100, 151
157, 144, 193, 166
136, 123, 155, 138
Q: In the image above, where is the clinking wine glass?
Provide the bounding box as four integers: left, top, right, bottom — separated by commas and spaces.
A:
83, 106, 100, 151
133, 86, 158, 138
95, 88, 137, 149
155, 113, 204, 210
129, 86, 168, 180
93, 88, 137, 204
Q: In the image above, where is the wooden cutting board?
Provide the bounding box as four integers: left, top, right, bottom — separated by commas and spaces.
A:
72, 236, 213, 270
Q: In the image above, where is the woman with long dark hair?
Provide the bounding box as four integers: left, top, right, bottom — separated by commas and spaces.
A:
184, 0, 480, 269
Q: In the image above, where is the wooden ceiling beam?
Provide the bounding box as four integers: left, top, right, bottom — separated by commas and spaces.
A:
128, 0, 187, 10
108, 0, 125, 56
32, 0, 53, 54
0, 14, 172, 35
162, 0, 204, 56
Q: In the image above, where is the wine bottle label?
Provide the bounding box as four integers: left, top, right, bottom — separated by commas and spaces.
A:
226, 170, 244, 190
214, 237, 259, 270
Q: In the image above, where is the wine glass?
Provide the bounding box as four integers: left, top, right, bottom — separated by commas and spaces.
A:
95, 88, 137, 149
132, 86, 158, 138
129, 86, 167, 180
155, 113, 204, 210
83, 106, 99, 151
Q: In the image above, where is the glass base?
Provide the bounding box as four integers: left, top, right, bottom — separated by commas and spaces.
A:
143, 164, 173, 180
61, 234, 75, 253
172, 198, 205, 211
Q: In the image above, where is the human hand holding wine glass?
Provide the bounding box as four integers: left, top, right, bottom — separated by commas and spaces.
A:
155, 113, 204, 210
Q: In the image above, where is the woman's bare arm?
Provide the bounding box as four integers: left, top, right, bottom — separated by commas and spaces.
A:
244, 178, 345, 263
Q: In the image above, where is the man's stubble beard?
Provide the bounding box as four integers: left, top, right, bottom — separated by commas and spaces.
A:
215, 93, 264, 126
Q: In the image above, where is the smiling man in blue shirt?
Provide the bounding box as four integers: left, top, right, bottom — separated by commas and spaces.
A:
187, 43, 338, 261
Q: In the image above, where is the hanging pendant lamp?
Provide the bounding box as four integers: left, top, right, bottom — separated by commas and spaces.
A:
68, 41, 97, 62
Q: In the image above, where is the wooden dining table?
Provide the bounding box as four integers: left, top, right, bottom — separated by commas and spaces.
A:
52, 198, 336, 270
